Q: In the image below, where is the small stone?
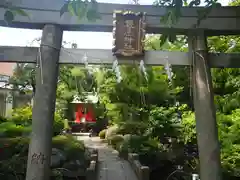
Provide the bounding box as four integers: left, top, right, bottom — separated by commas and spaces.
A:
50, 148, 66, 168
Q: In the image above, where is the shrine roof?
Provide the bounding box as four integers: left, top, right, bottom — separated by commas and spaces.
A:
71, 93, 98, 104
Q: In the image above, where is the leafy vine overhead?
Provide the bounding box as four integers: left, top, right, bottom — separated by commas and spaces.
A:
1, 0, 29, 22
60, 0, 101, 21
1, 0, 100, 22
153, 0, 222, 45
1, 0, 232, 45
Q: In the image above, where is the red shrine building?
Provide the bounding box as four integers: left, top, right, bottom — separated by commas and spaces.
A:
71, 93, 98, 132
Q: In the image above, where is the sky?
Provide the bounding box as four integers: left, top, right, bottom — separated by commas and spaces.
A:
0, 0, 230, 49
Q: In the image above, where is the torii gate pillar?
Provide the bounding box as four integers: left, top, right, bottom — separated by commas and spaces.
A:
25, 24, 63, 180
188, 32, 222, 180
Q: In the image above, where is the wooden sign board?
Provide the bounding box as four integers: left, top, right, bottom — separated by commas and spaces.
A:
112, 11, 146, 58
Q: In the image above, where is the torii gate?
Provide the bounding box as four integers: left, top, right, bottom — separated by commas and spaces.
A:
0, 1, 240, 180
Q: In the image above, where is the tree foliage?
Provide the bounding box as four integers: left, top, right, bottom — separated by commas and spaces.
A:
9, 63, 36, 95
3, 1, 240, 178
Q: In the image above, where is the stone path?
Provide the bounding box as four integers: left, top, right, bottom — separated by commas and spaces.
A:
76, 136, 138, 180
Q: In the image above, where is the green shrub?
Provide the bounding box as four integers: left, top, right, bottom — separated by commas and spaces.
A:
0, 135, 87, 179
118, 121, 147, 135
124, 135, 167, 167
108, 135, 124, 149
122, 134, 131, 140
128, 135, 147, 153
9, 106, 64, 136
11, 106, 32, 126
99, 129, 106, 139
117, 138, 129, 158
0, 137, 29, 160
53, 112, 64, 136
0, 122, 15, 129
52, 135, 85, 160
0, 116, 7, 123
181, 109, 240, 177
121, 135, 162, 155
148, 107, 181, 139
0, 135, 85, 161
0, 122, 31, 138
105, 125, 119, 139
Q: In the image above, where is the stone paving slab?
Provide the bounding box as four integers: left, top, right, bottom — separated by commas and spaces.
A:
76, 136, 138, 180
97, 147, 138, 180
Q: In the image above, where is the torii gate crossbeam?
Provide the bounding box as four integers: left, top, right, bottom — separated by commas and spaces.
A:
0, 46, 240, 68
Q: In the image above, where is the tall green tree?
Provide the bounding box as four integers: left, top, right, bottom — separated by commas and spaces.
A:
9, 63, 36, 95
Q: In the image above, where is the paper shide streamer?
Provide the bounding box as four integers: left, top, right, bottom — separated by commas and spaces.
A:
139, 60, 148, 82
112, 59, 122, 83
82, 53, 91, 75
164, 59, 173, 83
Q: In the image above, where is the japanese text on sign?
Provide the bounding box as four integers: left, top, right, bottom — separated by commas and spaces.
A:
124, 20, 135, 49
112, 11, 146, 57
